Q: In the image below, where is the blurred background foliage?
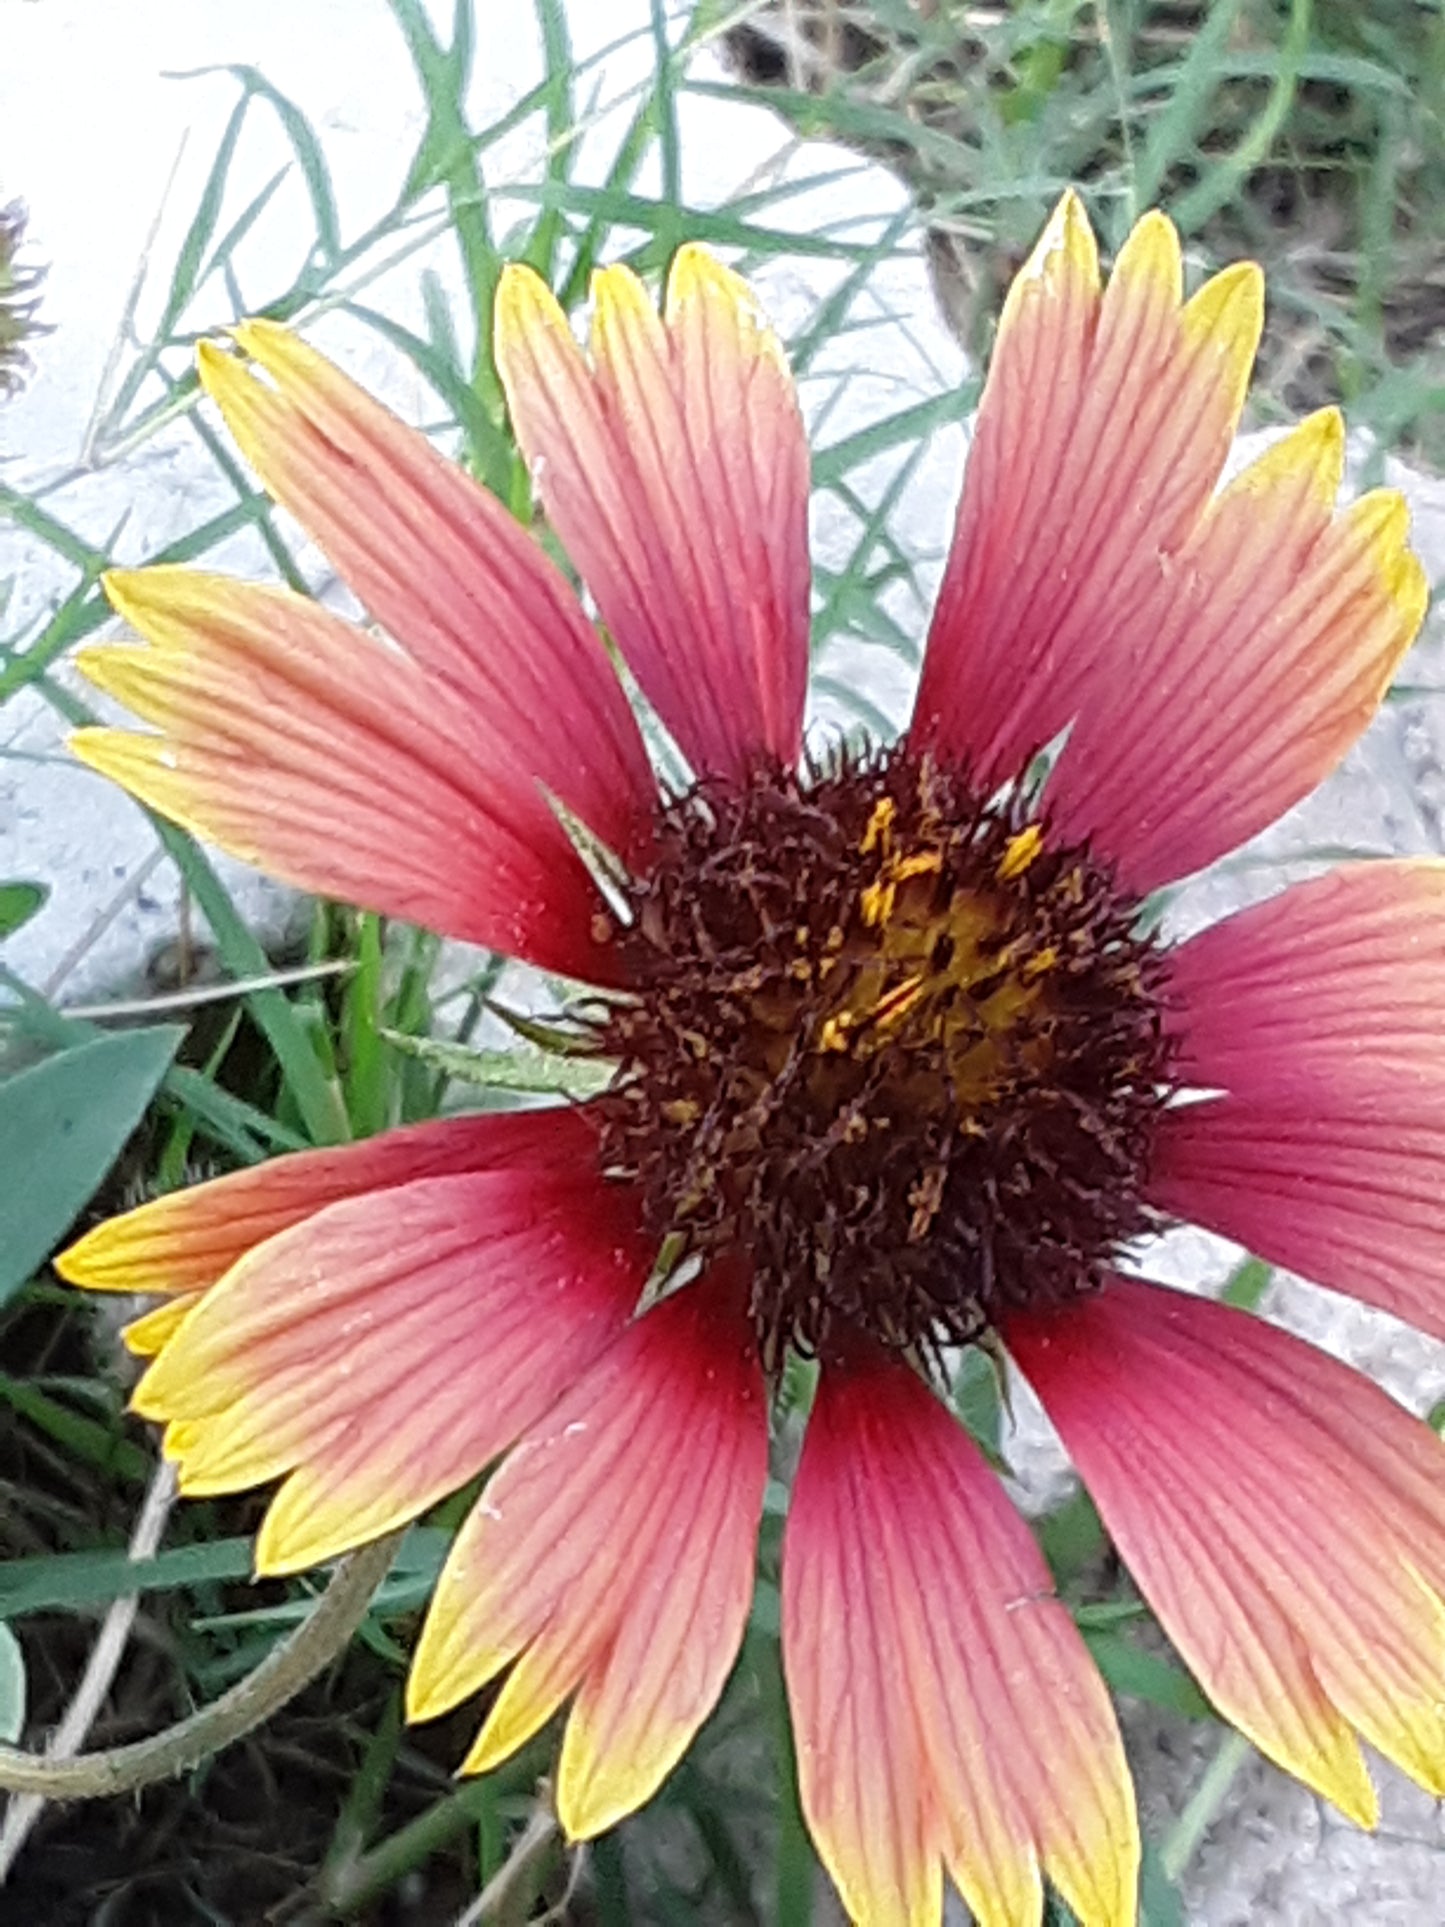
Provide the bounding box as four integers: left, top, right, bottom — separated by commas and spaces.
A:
727, 0, 1445, 463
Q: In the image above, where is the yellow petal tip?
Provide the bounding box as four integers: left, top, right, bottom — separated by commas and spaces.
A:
99, 565, 146, 615
195, 336, 234, 381
590, 259, 654, 327
494, 261, 571, 370
1181, 256, 1264, 356
51, 1228, 97, 1288
120, 1294, 198, 1358
496, 260, 559, 326
1111, 206, 1184, 315
196, 336, 261, 417
666, 241, 737, 306
229, 315, 287, 356
1020, 188, 1101, 298
555, 1765, 648, 1845
67, 725, 145, 779
71, 644, 131, 702
252, 1524, 320, 1579
404, 1675, 443, 1725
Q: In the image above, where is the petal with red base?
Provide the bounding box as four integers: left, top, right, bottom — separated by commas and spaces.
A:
1048, 418, 1425, 890
74, 571, 621, 982
494, 248, 809, 782
57, 1106, 580, 1298
407, 1272, 768, 1841
1007, 1277, 1445, 1823
783, 1346, 1138, 1927
912, 195, 1257, 788
1154, 860, 1445, 1340
196, 322, 653, 865
127, 1145, 650, 1574
911, 194, 1426, 893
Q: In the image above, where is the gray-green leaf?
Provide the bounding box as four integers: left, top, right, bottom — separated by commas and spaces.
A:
379, 1028, 615, 1098
0, 1025, 183, 1305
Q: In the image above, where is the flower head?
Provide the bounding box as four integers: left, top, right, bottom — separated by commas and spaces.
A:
59, 193, 1435, 1925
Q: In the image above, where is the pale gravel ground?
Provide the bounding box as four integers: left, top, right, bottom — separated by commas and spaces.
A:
5, 3, 1445, 1920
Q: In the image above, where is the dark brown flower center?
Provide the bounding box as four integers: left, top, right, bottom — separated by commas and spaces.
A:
593, 746, 1175, 1367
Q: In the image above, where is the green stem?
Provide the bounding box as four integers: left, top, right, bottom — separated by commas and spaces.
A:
0, 1532, 400, 1799
468, 1797, 561, 1927
1158, 1727, 1253, 1883
323, 1748, 545, 1914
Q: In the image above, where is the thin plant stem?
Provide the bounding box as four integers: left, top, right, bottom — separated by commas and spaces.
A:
455, 1793, 562, 1927
322, 1749, 547, 1914
1158, 1727, 1254, 1883
0, 1531, 401, 1800
0, 1460, 177, 1876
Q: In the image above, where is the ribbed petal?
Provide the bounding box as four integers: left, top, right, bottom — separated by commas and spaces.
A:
494, 247, 809, 781
126, 1133, 650, 1574
1047, 417, 1425, 889
73, 571, 619, 981
911, 194, 1425, 894
57, 1107, 574, 1296
1154, 859, 1445, 1339
913, 195, 1255, 784
1007, 1277, 1445, 1824
121, 1292, 202, 1357
407, 1272, 768, 1840
783, 1346, 1138, 1927
196, 321, 653, 864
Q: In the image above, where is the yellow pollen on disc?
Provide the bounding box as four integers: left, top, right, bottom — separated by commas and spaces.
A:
859, 795, 897, 856
807, 823, 1055, 1110
595, 749, 1174, 1363
998, 822, 1044, 880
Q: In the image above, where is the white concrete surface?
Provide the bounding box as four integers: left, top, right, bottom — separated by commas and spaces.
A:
4, 3, 1445, 1918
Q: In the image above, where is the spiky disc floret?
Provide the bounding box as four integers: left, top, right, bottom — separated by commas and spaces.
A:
596, 746, 1177, 1365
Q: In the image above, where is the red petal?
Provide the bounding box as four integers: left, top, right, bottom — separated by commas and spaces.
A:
912, 196, 1255, 788
911, 196, 1425, 893
57, 1107, 581, 1296
494, 249, 809, 781
1007, 1277, 1445, 1823
783, 1346, 1138, 1927
76, 571, 620, 982
128, 1142, 649, 1574
407, 1271, 768, 1839
1155, 861, 1445, 1338
197, 322, 654, 865
1048, 422, 1425, 890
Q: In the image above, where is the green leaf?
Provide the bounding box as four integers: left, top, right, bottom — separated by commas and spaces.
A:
1131, 0, 1246, 212
952, 1344, 1003, 1455
1039, 1485, 1105, 1585
0, 1622, 24, 1741
223, 65, 343, 265
0, 1379, 150, 1483
149, 821, 348, 1148
1139, 1843, 1186, 1927
0, 881, 47, 939
1083, 1628, 1214, 1721
0, 1536, 253, 1619
343, 299, 512, 492
378, 1028, 615, 1098
811, 384, 978, 492
0, 1025, 183, 1305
